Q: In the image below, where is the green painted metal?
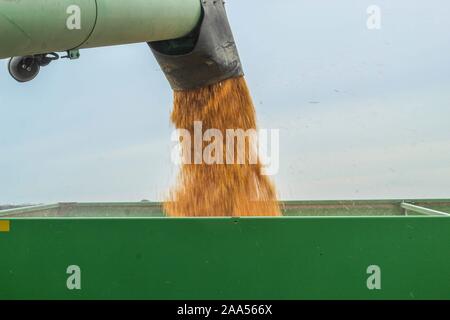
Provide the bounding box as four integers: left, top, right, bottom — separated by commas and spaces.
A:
67, 49, 81, 60
0, 200, 449, 300
0, 0, 202, 59
0, 215, 450, 300
0, 0, 95, 59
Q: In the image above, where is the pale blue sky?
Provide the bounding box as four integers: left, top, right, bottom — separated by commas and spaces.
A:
1, 0, 450, 204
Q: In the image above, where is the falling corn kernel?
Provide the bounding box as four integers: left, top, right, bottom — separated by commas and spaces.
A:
164, 77, 281, 217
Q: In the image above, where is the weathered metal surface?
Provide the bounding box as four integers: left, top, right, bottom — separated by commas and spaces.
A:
2, 200, 450, 218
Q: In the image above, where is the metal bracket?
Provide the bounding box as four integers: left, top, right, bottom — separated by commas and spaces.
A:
66, 49, 80, 60
401, 202, 450, 217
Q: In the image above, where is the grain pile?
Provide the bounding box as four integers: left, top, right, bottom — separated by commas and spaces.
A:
164, 76, 281, 217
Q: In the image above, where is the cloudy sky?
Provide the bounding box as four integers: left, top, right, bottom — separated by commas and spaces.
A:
1, 0, 449, 204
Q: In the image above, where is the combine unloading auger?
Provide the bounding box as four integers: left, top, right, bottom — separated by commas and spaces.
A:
0, 0, 243, 88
